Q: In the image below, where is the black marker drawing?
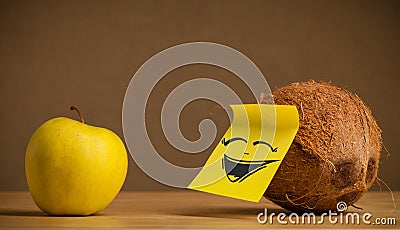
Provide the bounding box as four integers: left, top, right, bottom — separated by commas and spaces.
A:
221, 137, 247, 146
253, 140, 278, 152
221, 137, 279, 183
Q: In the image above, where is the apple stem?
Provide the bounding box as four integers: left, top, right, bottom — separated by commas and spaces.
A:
70, 106, 85, 124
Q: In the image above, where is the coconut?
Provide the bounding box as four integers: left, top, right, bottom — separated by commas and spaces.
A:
260, 81, 382, 213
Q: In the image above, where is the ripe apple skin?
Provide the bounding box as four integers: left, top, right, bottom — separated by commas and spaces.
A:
25, 117, 128, 216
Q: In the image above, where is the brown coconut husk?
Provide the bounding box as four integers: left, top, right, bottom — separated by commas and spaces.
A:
261, 81, 382, 213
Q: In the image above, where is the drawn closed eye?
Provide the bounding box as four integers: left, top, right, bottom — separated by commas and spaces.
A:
253, 141, 278, 152
221, 137, 247, 146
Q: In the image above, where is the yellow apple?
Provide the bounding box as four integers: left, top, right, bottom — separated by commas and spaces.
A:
25, 106, 128, 216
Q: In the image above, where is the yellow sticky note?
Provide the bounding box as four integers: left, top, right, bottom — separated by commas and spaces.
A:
188, 104, 299, 202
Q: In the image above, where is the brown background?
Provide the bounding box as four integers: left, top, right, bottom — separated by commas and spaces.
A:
0, 0, 399, 191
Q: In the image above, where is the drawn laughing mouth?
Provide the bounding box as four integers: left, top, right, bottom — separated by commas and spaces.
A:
222, 155, 279, 183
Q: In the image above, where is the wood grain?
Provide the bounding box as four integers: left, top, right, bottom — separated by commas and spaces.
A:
0, 191, 398, 229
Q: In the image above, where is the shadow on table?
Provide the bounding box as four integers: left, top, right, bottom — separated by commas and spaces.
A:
0, 208, 45, 217
174, 206, 291, 219
0, 208, 106, 217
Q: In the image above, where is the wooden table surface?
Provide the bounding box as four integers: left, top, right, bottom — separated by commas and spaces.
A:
0, 191, 398, 229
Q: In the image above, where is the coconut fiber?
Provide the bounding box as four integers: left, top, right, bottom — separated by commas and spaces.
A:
261, 81, 382, 213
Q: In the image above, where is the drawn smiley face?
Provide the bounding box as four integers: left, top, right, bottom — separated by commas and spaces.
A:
221, 137, 279, 183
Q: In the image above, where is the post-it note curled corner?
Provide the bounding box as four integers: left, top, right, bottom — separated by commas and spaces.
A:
188, 104, 299, 202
